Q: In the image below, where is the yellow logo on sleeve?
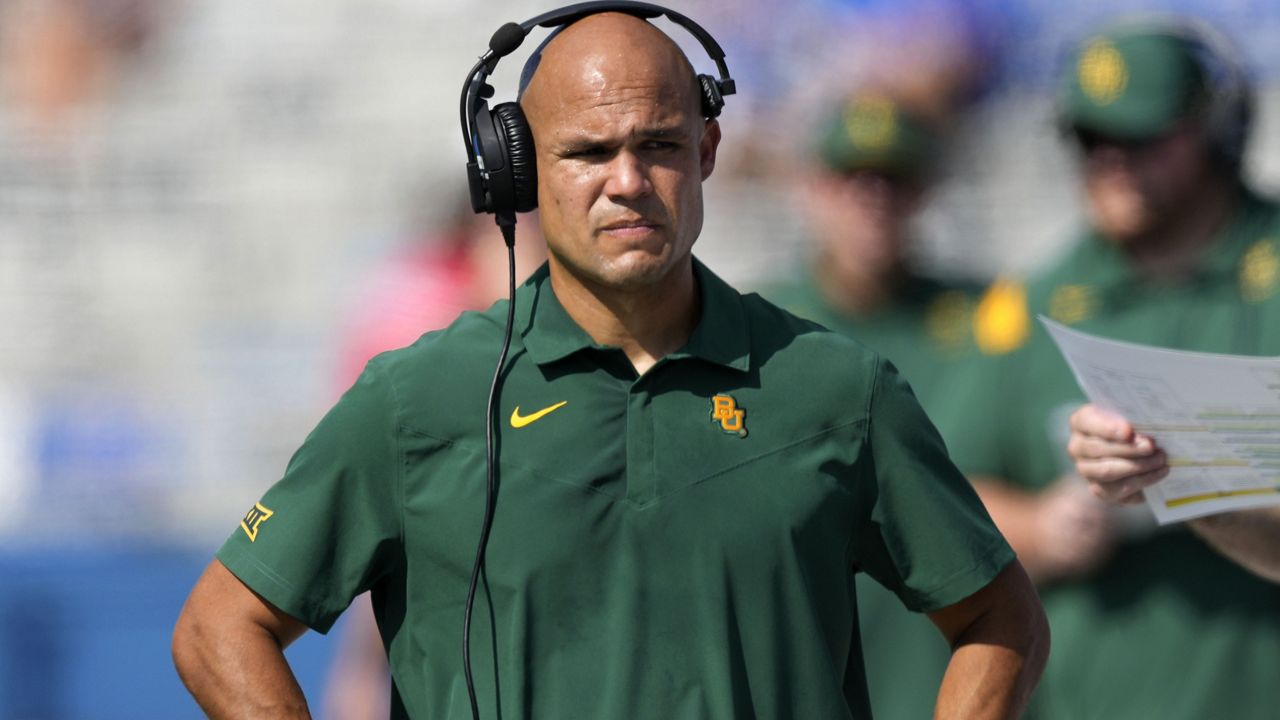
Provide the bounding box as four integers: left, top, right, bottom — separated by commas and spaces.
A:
1048, 284, 1096, 325
240, 502, 274, 542
1241, 239, 1279, 303
924, 291, 974, 351
711, 395, 748, 438
973, 278, 1030, 355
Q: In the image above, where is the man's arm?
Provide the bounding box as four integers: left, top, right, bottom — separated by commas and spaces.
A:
172, 559, 312, 719
971, 478, 1115, 584
926, 560, 1049, 720
1068, 402, 1280, 583
1188, 507, 1280, 583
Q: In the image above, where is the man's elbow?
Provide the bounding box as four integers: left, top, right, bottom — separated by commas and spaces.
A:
1022, 588, 1051, 682
172, 601, 212, 691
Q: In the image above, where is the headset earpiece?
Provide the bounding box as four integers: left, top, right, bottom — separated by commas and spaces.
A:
493, 102, 539, 213
1180, 28, 1252, 166
469, 100, 538, 218
699, 73, 724, 119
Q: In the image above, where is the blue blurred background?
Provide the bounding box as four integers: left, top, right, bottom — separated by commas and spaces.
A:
3, 0, 1280, 716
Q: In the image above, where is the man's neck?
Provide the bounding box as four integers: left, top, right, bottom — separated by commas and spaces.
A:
1124, 179, 1239, 281
548, 258, 701, 376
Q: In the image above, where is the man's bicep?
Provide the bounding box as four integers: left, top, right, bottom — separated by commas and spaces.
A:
925, 560, 1042, 648
182, 559, 310, 648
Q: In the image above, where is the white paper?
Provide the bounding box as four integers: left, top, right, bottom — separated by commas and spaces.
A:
1042, 317, 1280, 523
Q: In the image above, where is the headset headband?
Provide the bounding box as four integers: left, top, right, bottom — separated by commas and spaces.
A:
459, 1, 736, 161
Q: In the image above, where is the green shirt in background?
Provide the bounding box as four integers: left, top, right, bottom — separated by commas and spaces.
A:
951, 188, 1280, 720
217, 260, 1013, 720
765, 272, 990, 720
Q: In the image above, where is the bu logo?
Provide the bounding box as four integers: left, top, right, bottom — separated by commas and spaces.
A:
710, 395, 748, 438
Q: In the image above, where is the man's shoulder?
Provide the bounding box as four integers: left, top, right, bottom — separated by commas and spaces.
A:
738, 290, 883, 371
359, 300, 511, 417
378, 301, 509, 367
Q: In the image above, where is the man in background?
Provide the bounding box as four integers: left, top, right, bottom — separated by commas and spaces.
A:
951, 17, 1280, 718
765, 90, 991, 719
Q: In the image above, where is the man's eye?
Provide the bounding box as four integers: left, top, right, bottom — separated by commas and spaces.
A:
643, 141, 678, 151
566, 146, 608, 159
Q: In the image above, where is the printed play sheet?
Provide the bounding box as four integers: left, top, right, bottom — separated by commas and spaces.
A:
1043, 317, 1280, 523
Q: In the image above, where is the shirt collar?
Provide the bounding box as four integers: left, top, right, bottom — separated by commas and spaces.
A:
518, 257, 751, 372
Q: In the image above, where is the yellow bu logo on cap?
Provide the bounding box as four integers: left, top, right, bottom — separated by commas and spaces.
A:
1079, 40, 1128, 105
711, 395, 748, 438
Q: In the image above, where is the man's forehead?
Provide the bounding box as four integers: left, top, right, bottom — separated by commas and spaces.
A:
521, 13, 694, 108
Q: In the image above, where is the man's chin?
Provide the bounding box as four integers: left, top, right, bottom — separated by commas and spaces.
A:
1096, 217, 1155, 246
581, 250, 691, 291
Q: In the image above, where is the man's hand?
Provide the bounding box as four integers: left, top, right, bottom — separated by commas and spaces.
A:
1067, 403, 1169, 504
1067, 403, 1280, 583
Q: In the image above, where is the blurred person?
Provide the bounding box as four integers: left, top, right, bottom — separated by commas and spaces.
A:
1066, 403, 1280, 583
335, 206, 547, 388
172, 8, 1047, 719
950, 16, 1280, 719
0, 0, 162, 137
323, 207, 544, 720
765, 91, 990, 719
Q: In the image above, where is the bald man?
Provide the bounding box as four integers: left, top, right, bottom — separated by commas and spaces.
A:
172, 11, 1047, 719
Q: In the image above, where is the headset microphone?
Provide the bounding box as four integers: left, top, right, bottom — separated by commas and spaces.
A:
488, 23, 527, 59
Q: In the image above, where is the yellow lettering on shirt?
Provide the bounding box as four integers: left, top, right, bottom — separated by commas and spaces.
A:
711, 395, 748, 438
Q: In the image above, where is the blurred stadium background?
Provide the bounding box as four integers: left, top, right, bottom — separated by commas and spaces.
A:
2, 0, 1280, 716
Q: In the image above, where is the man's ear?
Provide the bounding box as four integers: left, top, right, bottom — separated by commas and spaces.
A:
700, 119, 721, 181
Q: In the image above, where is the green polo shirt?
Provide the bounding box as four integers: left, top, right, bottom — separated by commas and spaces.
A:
217, 259, 1014, 719
951, 187, 1280, 719
765, 272, 988, 720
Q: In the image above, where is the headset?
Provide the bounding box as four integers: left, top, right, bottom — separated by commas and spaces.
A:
1059, 14, 1254, 167
455, 4, 735, 719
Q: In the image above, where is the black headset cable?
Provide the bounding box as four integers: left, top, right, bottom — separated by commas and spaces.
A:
464, 218, 518, 720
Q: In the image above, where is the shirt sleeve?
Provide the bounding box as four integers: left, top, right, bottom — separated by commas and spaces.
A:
851, 359, 1015, 613
216, 355, 404, 633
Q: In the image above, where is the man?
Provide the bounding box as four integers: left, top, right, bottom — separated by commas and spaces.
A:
767, 91, 991, 719
951, 17, 1280, 719
172, 11, 1047, 718
1067, 403, 1280, 583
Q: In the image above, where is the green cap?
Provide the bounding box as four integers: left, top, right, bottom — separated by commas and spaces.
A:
813, 94, 937, 179
1061, 28, 1209, 139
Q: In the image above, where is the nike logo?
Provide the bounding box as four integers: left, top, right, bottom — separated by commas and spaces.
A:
510, 401, 568, 428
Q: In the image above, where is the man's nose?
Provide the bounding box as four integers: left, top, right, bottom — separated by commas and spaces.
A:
603, 151, 654, 201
